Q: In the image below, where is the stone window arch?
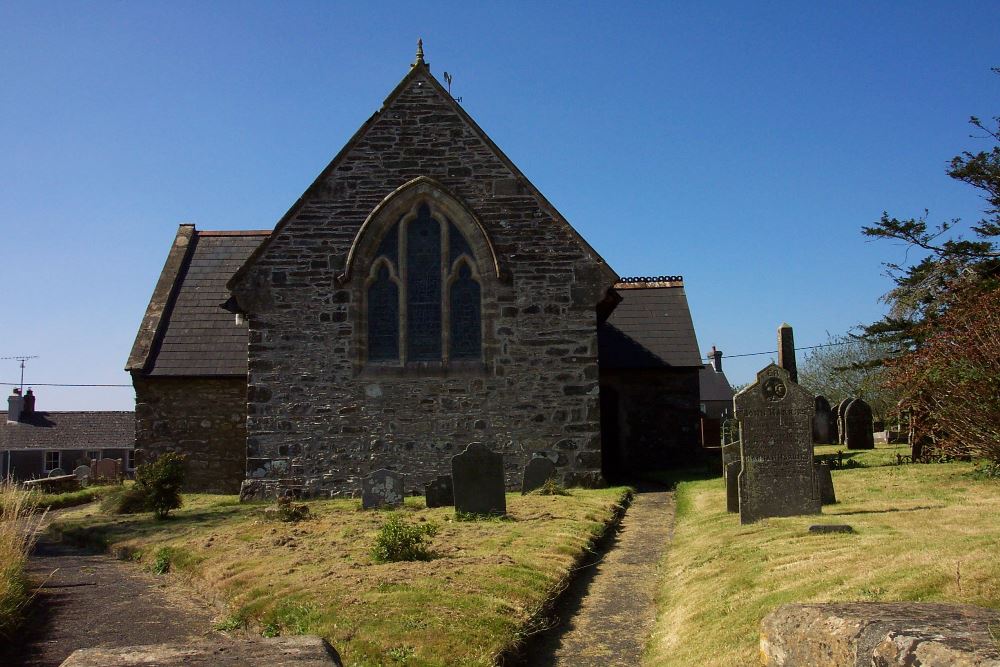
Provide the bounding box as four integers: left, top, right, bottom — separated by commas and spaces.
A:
343, 177, 500, 370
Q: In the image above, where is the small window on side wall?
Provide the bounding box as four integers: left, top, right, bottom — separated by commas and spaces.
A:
44, 451, 60, 472
126, 450, 136, 470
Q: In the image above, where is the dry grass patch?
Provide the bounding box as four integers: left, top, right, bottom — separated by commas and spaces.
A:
0, 480, 45, 639
647, 457, 1000, 666
52, 487, 629, 666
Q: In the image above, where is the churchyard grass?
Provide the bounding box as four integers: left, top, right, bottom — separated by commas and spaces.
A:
50, 486, 630, 666
29, 484, 118, 510
648, 457, 1000, 666
0, 480, 43, 639
813, 442, 908, 468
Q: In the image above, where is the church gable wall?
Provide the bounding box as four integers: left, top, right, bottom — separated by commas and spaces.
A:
237, 72, 608, 498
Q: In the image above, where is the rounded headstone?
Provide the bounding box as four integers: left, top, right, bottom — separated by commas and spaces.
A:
424, 475, 454, 508
73, 465, 91, 484
521, 457, 557, 494
362, 469, 404, 509
452, 442, 506, 516
844, 399, 875, 450
48, 468, 66, 478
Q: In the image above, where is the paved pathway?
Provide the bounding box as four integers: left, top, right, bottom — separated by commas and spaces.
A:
523, 485, 675, 666
0, 517, 217, 667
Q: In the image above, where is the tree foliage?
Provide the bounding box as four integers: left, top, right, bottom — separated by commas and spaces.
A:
797, 335, 899, 423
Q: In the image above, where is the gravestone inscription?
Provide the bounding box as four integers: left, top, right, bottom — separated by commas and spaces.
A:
452, 442, 506, 516
813, 395, 832, 444
844, 398, 875, 450
735, 364, 821, 524
362, 469, 404, 509
521, 457, 557, 494
424, 475, 454, 508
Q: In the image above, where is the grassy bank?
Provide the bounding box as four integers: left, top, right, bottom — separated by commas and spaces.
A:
0, 481, 42, 639
648, 458, 1000, 666
52, 487, 630, 666
29, 485, 117, 511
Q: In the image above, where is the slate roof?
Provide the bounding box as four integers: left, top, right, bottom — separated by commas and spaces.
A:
1, 411, 134, 451
599, 283, 703, 369
699, 365, 734, 402
128, 228, 269, 377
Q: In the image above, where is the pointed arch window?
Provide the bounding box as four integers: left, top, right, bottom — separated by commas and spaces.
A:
364, 202, 482, 365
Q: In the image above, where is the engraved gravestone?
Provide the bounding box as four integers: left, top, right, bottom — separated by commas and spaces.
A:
735, 364, 821, 524
521, 457, 557, 494
813, 395, 832, 444
836, 398, 854, 445
424, 475, 454, 508
726, 461, 740, 513
844, 398, 875, 450
452, 442, 506, 516
361, 469, 404, 509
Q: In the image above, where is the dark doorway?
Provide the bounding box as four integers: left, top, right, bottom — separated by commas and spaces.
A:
599, 385, 626, 483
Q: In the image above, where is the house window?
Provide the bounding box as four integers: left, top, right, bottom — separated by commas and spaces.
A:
44, 451, 61, 472
126, 450, 136, 470
365, 203, 482, 364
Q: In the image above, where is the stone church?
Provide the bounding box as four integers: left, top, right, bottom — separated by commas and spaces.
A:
127, 46, 706, 497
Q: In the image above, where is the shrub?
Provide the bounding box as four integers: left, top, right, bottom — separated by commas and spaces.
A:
135, 453, 187, 519
371, 514, 437, 563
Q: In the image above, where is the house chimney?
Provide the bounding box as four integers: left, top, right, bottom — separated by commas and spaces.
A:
7, 388, 24, 423
710, 346, 723, 373
22, 388, 35, 417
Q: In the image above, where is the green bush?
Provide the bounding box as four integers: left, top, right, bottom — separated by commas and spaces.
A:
371, 514, 437, 563
135, 453, 187, 519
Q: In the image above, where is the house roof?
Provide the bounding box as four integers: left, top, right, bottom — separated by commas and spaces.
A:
127, 227, 269, 376
699, 365, 734, 402
599, 280, 703, 369
1, 411, 134, 451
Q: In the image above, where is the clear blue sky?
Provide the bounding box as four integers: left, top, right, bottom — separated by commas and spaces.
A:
2, 2, 998, 410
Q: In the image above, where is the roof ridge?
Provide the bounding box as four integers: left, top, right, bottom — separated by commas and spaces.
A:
197, 230, 272, 237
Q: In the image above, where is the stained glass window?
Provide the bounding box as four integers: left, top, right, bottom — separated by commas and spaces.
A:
368, 265, 399, 361
406, 205, 442, 361
449, 221, 474, 265
376, 220, 399, 265
450, 263, 481, 359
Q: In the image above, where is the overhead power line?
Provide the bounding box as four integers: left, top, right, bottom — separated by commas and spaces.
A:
0, 381, 132, 388
707, 341, 852, 361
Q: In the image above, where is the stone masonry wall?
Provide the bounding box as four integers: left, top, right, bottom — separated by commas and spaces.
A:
133, 376, 246, 493
235, 68, 610, 498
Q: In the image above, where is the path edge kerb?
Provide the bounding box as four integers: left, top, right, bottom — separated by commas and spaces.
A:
497, 487, 636, 666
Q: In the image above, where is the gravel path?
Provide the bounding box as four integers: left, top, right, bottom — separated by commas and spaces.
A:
522, 485, 675, 666
0, 515, 218, 667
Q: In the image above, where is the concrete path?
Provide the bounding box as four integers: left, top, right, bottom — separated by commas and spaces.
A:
523, 485, 676, 666
0, 517, 217, 667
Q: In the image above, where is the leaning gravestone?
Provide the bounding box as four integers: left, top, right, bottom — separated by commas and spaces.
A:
844, 399, 875, 450
812, 396, 832, 444
726, 461, 740, 513
735, 364, 821, 524
73, 465, 91, 486
424, 475, 454, 508
836, 398, 854, 445
361, 469, 404, 509
814, 462, 837, 504
521, 457, 557, 494
452, 442, 506, 516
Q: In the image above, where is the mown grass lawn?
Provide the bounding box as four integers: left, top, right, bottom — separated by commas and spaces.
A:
52, 487, 629, 666
647, 447, 1000, 666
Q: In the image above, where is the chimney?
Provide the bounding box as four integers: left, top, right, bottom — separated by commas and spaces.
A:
778, 322, 798, 382
7, 388, 24, 423
710, 346, 723, 373
22, 388, 35, 417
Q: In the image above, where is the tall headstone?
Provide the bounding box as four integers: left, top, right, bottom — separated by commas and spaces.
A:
814, 462, 837, 504
828, 408, 840, 445
424, 475, 454, 508
521, 457, 557, 494
812, 395, 832, 444
721, 441, 740, 487
836, 398, 854, 445
844, 399, 875, 450
735, 364, 820, 524
452, 442, 506, 516
777, 323, 798, 383
725, 461, 740, 513
361, 469, 404, 509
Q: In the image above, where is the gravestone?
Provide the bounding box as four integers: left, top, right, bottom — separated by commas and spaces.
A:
844, 399, 875, 450
726, 461, 740, 513
91, 458, 121, 483
361, 469, 404, 509
721, 442, 740, 488
424, 475, 454, 508
48, 468, 65, 478
521, 457, 557, 494
73, 465, 91, 485
836, 399, 854, 445
451, 442, 506, 516
812, 396, 832, 444
735, 364, 820, 524
828, 408, 839, 445
814, 462, 836, 504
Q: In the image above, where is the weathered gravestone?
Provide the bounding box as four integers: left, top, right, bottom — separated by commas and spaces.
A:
424, 475, 454, 508
836, 398, 854, 445
48, 468, 66, 478
726, 461, 740, 513
814, 462, 837, 504
521, 457, 557, 494
361, 469, 404, 509
812, 396, 832, 444
735, 364, 821, 524
91, 458, 121, 484
721, 442, 740, 488
844, 399, 875, 450
73, 465, 91, 485
452, 442, 506, 516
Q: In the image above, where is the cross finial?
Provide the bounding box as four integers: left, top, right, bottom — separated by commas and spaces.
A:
413, 38, 425, 67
